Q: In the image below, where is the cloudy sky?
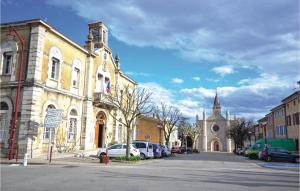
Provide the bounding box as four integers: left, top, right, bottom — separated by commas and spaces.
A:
2, 0, 299, 120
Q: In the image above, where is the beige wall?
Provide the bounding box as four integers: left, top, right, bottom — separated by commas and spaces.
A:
284, 93, 300, 150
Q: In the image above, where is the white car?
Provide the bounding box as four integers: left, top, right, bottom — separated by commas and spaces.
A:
97, 144, 140, 158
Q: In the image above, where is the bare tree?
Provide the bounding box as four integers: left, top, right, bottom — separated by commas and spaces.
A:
178, 117, 201, 149
107, 85, 152, 158
154, 103, 182, 147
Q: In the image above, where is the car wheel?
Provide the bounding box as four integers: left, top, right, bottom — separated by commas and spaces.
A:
294, 157, 299, 163
266, 156, 272, 162
130, 153, 134, 157
140, 153, 146, 160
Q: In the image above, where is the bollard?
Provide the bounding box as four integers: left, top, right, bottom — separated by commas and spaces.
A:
16, 145, 19, 163
23, 153, 28, 166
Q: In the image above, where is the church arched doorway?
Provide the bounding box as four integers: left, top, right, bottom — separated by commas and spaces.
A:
210, 138, 222, 152
213, 141, 219, 151
95, 112, 106, 148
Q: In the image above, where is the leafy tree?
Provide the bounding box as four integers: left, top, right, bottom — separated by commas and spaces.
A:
107, 85, 152, 158
227, 118, 252, 152
154, 103, 182, 147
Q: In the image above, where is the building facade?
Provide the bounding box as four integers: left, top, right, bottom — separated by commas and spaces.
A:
282, 91, 300, 150
271, 104, 287, 139
197, 93, 233, 152
136, 115, 164, 144
0, 19, 136, 158
136, 115, 180, 148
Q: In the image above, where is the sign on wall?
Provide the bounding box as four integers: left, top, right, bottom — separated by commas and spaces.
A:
44, 109, 64, 129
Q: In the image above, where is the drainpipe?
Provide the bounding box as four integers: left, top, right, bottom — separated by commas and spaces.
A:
7, 26, 26, 160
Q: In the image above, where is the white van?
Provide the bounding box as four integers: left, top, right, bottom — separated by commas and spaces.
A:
132, 141, 154, 160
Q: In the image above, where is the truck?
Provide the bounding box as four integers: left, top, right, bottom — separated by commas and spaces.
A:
247, 138, 296, 159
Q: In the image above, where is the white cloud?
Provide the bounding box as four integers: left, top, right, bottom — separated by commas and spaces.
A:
192, 76, 200, 81
180, 73, 297, 119
138, 82, 174, 106
125, 71, 151, 77
212, 65, 234, 76
171, 78, 184, 84
47, 0, 299, 78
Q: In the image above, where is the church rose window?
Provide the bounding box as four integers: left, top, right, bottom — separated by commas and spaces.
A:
212, 125, 219, 132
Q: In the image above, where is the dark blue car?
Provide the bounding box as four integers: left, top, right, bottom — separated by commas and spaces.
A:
152, 144, 162, 158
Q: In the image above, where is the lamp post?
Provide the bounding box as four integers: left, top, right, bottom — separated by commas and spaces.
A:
248, 131, 253, 146
184, 134, 187, 154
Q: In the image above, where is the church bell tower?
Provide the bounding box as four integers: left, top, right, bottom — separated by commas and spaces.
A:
88, 21, 109, 49
213, 92, 221, 115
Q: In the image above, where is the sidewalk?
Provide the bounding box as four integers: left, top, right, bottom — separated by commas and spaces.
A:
0, 149, 100, 166
0, 149, 163, 166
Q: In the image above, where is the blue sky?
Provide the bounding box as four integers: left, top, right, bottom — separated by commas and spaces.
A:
2, 0, 299, 120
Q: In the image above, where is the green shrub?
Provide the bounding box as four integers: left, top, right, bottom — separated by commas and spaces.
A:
114, 156, 141, 161
247, 150, 258, 159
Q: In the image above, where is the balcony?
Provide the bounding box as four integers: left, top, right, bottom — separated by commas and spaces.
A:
93, 92, 117, 110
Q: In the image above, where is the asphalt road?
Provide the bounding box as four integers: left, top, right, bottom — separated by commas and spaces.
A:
1, 152, 299, 191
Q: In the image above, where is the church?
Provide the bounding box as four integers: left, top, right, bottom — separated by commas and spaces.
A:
197, 93, 234, 152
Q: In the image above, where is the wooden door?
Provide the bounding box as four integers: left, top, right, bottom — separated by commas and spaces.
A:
214, 141, 219, 151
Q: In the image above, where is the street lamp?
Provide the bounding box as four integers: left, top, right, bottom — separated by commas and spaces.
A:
248, 131, 254, 146
184, 134, 187, 154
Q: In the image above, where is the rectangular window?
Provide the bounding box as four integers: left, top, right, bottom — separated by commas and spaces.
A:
2, 52, 12, 75
50, 58, 59, 80
287, 116, 292, 126
72, 68, 80, 88
68, 118, 77, 141
294, 113, 299, 125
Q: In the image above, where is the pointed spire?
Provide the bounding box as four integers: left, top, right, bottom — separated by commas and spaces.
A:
213, 91, 221, 115
213, 92, 220, 108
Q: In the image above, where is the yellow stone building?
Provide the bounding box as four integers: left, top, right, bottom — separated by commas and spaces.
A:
271, 104, 287, 139
282, 91, 300, 150
0, 19, 137, 158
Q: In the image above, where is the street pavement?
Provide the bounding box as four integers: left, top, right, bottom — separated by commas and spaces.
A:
1, 152, 299, 191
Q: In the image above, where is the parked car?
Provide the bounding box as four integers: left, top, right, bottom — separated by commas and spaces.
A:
160, 145, 171, 157
97, 144, 140, 158
132, 141, 154, 160
262, 147, 299, 163
171, 146, 182, 154
180, 147, 193, 153
248, 138, 297, 159
239, 146, 249, 156
152, 144, 162, 158
236, 147, 243, 155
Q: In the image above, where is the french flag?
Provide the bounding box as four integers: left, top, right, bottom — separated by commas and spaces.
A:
106, 81, 111, 93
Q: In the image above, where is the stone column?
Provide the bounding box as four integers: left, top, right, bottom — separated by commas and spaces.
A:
203, 110, 207, 151
81, 55, 94, 150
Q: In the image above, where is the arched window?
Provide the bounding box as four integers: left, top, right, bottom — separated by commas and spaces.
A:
68, 109, 78, 141
0, 101, 9, 143
43, 104, 56, 142
95, 65, 111, 93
